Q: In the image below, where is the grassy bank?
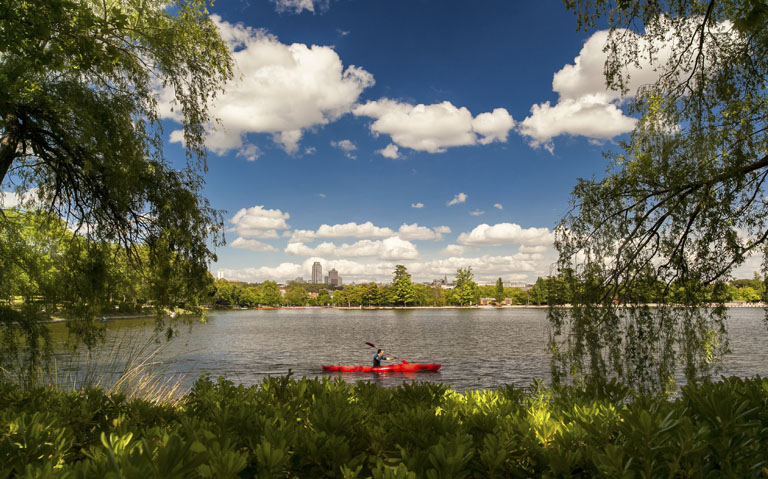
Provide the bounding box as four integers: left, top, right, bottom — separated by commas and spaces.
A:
3, 375, 768, 478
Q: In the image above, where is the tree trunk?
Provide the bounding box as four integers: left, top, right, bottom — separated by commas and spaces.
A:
0, 115, 20, 184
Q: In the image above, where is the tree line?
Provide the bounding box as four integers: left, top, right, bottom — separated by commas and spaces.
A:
1, 209, 213, 318
212, 266, 487, 307
210, 266, 767, 308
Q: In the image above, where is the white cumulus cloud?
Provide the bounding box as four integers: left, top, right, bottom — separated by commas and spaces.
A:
316, 221, 394, 238
519, 29, 651, 151
0, 189, 39, 209
411, 202, 424, 209
231, 205, 290, 238
331, 139, 357, 159
236, 144, 261, 162
353, 99, 514, 153
493, 203, 503, 210
441, 244, 466, 256
289, 229, 317, 243
447, 192, 467, 206
230, 237, 278, 252
458, 223, 554, 246
398, 223, 451, 241
271, 0, 325, 14
378, 143, 401, 159
519, 245, 548, 254
470, 210, 485, 216
164, 16, 374, 155
472, 108, 517, 144
285, 237, 419, 260
288, 221, 395, 243
520, 98, 637, 152
216, 262, 304, 282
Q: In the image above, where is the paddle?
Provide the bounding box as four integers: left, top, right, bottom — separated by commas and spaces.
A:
364, 342, 407, 364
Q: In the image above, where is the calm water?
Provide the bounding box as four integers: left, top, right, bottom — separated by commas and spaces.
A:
49, 307, 768, 392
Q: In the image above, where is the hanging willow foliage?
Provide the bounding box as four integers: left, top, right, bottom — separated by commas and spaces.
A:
550, 0, 768, 393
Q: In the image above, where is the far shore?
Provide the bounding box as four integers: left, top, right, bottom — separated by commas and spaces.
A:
38, 301, 766, 324
225, 302, 768, 311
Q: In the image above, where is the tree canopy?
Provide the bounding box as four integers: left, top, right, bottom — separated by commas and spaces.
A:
454, 267, 479, 306
550, 0, 768, 392
1, 0, 232, 258
0, 0, 233, 376
494, 278, 505, 304
391, 265, 415, 306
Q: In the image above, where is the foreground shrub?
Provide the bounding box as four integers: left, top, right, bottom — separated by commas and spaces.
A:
2, 375, 768, 477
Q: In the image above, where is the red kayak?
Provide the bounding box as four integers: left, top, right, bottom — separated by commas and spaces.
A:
322, 361, 441, 373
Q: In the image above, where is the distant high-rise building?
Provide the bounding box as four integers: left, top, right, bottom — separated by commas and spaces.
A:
327, 268, 342, 287
312, 262, 322, 284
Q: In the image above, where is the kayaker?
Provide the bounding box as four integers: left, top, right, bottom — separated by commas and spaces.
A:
373, 349, 394, 367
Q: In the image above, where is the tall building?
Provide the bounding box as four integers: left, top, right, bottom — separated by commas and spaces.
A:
312, 262, 322, 284
327, 268, 342, 287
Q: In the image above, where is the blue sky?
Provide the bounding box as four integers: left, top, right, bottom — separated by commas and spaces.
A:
161, 0, 644, 285
4, 0, 705, 284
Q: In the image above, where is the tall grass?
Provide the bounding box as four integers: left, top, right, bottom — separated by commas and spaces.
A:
2, 328, 190, 405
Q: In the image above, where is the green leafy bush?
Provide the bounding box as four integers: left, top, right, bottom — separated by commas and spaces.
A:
2, 375, 768, 477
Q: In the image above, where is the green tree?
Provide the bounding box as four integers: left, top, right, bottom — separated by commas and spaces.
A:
550, 0, 768, 392
505, 287, 525, 305
359, 283, 382, 306
259, 281, 282, 307
454, 267, 478, 306
528, 278, 546, 306
736, 286, 761, 303
332, 288, 347, 307
391, 265, 416, 306
344, 285, 363, 306
240, 287, 260, 307
284, 285, 308, 306
0, 0, 233, 374
413, 284, 431, 306
494, 278, 505, 304
317, 290, 331, 306
429, 285, 446, 306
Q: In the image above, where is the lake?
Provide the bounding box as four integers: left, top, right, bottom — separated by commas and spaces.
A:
49, 307, 768, 392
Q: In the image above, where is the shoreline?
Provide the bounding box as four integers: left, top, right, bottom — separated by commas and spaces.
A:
37, 302, 767, 323
220, 302, 768, 311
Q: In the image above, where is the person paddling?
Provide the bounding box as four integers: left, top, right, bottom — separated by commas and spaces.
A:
373, 349, 395, 367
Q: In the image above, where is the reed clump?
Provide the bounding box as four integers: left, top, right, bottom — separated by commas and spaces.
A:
1, 329, 189, 405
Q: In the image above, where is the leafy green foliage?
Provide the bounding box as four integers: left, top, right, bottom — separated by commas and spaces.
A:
391, 265, 416, 306
0, 210, 215, 383
454, 267, 479, 306
212, 276, 539, 308
5, 374, 768, 477
0, 0, 232, 377
552, 0, 768, 393
494, 278, 505, 304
